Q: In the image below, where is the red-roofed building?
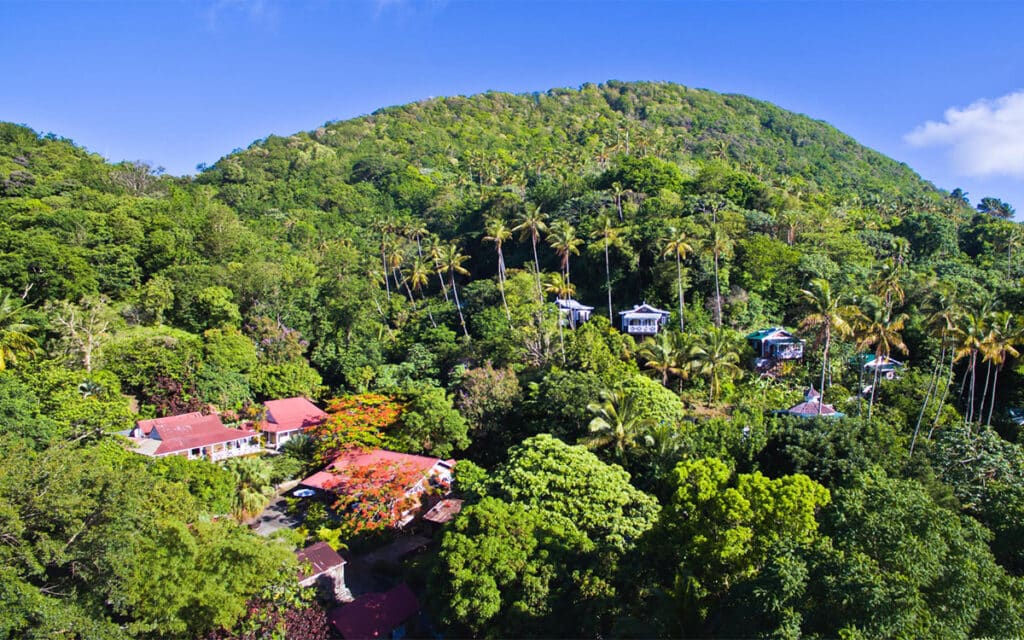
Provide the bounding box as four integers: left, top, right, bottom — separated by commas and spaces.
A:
261, 397, 328, 449
297, 541, 351, 602
301, 449, 454, 528
128, 412, 260, 461
328, 583, 420, 639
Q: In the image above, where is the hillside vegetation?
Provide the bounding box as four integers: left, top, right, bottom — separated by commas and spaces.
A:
2, 80, 1024, 637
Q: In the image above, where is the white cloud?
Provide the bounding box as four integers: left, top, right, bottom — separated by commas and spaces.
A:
905, 90, 1024, 178
203, 0, 279, 32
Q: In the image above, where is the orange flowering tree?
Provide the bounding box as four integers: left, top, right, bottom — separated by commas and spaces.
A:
310, 393, 404, 465
322, 459, 438, 536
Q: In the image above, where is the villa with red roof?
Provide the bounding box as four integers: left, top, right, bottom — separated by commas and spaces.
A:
127, 412, 260, 461
301, 448, 455, 528
260, 396, 328, 450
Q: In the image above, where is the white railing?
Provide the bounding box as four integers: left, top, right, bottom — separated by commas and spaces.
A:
209, 443, 264, 461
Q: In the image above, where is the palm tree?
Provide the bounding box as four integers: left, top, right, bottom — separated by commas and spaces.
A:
798, 279, 856, 410
585, 388, 651, 460
405, 256, 437, 327
483, 216, 513, 323
591, 212, 622, 323
637, 330, 686, 388
513, 204, 548, 306
608, 181, 633, 221
981, 311, 1020, 427
546, 220, 583, 286
953, 308, 990, 427
911, 285, 961, 451
689, 327, 744, 404
0, 289, 37, 371
704, 225, 730, 328
853, 298, 909, 421
437, 242, 471, 339
544, 272, 575, 360
870, 258, 905, 316
662, 226, 694, 332
225, 456, 275, 520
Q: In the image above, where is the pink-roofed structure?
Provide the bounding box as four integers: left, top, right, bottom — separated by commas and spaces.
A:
328, 583, 419, 639
128, 412, 260, 461
261, 396, 328, 449
301, 448, 454, 528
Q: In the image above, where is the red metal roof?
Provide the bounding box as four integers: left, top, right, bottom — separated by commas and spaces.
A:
136, 411, 206, 437
261, 397, 328, 434
300, 449, 448, 492
147, 413, 256, 455
328, 583, 419, 639
296, 541, 345, 582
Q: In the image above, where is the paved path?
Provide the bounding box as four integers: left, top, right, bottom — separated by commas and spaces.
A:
253, 497, 301, 537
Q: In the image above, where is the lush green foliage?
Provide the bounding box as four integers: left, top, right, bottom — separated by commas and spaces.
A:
3, 79, 1024, 637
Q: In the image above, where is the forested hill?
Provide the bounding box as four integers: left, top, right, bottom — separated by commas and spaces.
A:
3, 81, 1024, 638
198, 80, 935, 216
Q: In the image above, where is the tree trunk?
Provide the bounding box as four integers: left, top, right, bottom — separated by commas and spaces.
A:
818, 328, 831, 415
978, 361, 992, 428
712, 249, 723, 328
928, 347, 956, 440
867, 362, 880, 422
606, 243, 614, 323
676, 254, 685, 332
381, 249, 391, 301
532, 235, 543, 306
910, 344, 944, 455
450, 273, 470, 339
987, 365, 1001, 426
497, 248, 511, 324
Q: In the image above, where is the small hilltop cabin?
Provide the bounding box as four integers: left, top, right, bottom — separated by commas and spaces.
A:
619, 303, 670, 337
556, 298, 594, 327
746, 328, 805, 364
862, 354, 904, 379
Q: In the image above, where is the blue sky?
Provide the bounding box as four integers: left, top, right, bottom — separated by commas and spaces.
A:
2, 1, 1023, 212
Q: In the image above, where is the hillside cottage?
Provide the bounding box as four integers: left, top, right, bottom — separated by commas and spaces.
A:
556, 298, 594, 327
746, 327, 804, 362
127, 412, 259, 461
619, 303, 670, 336
260, 396, 328, 449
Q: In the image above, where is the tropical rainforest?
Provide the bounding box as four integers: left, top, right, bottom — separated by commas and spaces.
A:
2, 80, 1024, 638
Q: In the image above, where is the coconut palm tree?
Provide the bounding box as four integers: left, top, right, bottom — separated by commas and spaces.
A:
543, 272, 575, 361
546, 220, 583, 286
591, 212, 622, 322
704, 225, 730, 328
953, 307, 990, 427
798, 278, 856, 411
483, 216, 513, 323
911, 285, 962, 451
637, 330, 686, 388
870, 258, 906, 316
512, 204, 548, 306
437, 242, 471, 339
405, 256, 437, 327
585, 388, 651, 460
0, 289, 37, 371
981, 311, 1021, 427
852, 298, 909, 422
689, 327, 744, 404
662, 226, 694, 332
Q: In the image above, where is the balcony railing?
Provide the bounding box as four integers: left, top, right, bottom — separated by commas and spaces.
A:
209, 443, 263, 461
